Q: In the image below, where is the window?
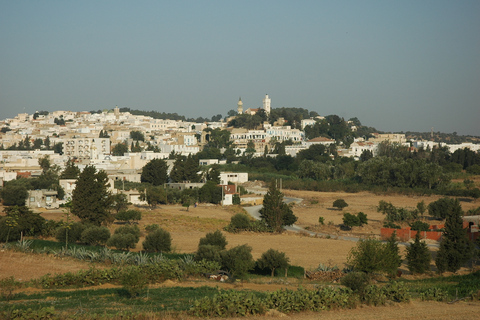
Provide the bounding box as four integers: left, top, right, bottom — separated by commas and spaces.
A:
30, 197, 35, 202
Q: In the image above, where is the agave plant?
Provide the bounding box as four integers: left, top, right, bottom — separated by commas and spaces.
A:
112, 252, 133, 265
151, 253, 167, 264
14, 239, 33, 252
98, 247, 114, 263
132, 251, 151, 265
179, 255, 195, 269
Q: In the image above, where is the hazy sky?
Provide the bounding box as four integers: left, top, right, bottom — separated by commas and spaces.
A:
1, 1, 479, 135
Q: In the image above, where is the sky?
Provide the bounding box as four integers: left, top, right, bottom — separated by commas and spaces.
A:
1, 1, 479, 136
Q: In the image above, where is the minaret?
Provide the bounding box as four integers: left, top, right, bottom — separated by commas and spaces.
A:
237, 97, 243, 114
263, 94, 271, 114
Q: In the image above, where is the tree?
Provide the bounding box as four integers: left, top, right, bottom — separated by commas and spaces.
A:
142, 228, 172, 252
143, 186, 167, 207
111, 193, 129, 214
435, 199, 473, 273
116, 209, 142, 224
198, 230, 227, 250
111, 142, 128, 156
342, 212, 368, 229
347, 238, 390, 275
333, 199, 348, 210
259, 181, 297, 233
71, 165, 113, 226
256, 249, 290, 277
416, 201, 426, 219
0, 206, 46, 242
220, 244, 255, 278
406, 231, 431, 274
60, 159, 80, 179
428, 197, 458, 220
170, 155, 200, 182
80, 226, 111, 246
383, 231, 402, 277
107, 225, 140, 251
140, 158, 168, 186
0, 184, 28, 206
130, 130, 145, 142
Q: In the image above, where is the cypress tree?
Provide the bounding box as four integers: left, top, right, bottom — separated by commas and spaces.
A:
406, 231, 431, 274
259, 181, 297, 233
71, 165, 113, 225
435, 199, 473, 273
383, 231, 402, 277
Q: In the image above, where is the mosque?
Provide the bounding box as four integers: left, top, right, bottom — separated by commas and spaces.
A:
237, 94, 271, 115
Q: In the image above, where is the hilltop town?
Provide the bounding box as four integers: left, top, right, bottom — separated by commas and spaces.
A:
1, 95, 479, 208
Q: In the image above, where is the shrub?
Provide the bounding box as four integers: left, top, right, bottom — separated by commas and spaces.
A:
107, 233, 138, 251
227, 213, 252, 232
115, 209, 142, 224
121, 266, 148, 298
80, 226, 111, 246
145, 223, 159, 233
347, 238, 390, 274
409, 220, 430, 231
115, 225, 141, 242
256, 249, 290, 277
318, 216, 324, 225
383, 221, 401, 229
0, 276, 20, 301
341, 272, 370, 294
333, 199, 348, 210
343, 212, 368, 229
220, 244, 255, 278
194, 244, 222, 263
142, 228, 172, 252
198, 230, 227, 250
55, 222, 86, 244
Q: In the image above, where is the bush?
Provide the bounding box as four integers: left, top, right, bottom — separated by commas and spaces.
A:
107, 233, 138, 251
144, 223, 159, 233
343, 212, 368, 229
383, 222, 401, 229
55, 222, 86, 244
220, 244, 255, 278
228, 213, 252, 231
80, 226, 111, 246
115, 225, 140, 242
347, 238, 390, 274
256, 249, 290, 277
341, 272, 370, 294
409, 220, 430, 232
116, 209, 142, 224
107, 225, 141, 251
142, 228, 172, 252
333, 199, 348, 210
318, 216, 324, 225
194, 244, 222, 263
198, 230, 227, 250
121, 266, 148, 298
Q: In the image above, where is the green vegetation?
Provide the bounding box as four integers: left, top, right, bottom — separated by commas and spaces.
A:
259, 181, 297, 233
142, 228, 172, 253
406, 232, 431, 274
333, 198, 348, 210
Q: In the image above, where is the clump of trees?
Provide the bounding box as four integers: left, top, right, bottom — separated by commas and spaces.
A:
377, 200, 418, 222
342, 212, 367, 229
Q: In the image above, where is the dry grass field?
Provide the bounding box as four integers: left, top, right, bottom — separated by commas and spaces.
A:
1, 188, 480, 319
